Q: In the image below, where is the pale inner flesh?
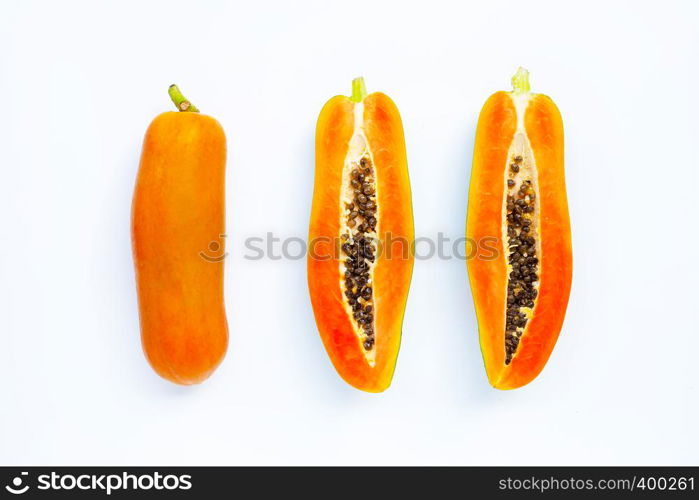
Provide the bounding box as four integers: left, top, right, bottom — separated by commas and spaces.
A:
501, 94, 542, 365
338, 102, 379, 365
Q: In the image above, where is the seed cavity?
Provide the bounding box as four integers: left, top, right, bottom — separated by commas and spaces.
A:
342, 155, 378, 351
504, 153, 539, 364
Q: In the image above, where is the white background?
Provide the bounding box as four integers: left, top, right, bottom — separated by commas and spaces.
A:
0, 0, 697, 465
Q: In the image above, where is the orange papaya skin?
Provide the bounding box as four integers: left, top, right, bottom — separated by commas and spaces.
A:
131, 100, 228, 385
308, 86, 414, 392
467, 74, 572, 390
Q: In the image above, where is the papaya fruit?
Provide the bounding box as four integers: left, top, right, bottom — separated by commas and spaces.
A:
131, 85, 228, 385
466, 68, 572, 390
308, 78, 414, 392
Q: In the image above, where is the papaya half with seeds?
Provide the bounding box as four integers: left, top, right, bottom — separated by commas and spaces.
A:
132, 85, 228, 385
308, 78, 414, 393
466, 68, 572, 390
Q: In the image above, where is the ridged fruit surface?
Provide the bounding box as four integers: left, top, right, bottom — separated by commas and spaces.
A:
132, 86, 228, 385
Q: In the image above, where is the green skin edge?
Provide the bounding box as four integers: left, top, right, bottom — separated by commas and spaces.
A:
168, 84, 199, 112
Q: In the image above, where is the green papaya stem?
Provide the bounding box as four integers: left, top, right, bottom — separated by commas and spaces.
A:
350, 77, 367, 103
511, 67, 531, 95
168, 84, 199, 112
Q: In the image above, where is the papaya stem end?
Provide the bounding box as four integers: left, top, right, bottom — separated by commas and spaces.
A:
350, 77, 367, 103
168, 84, 200, 113
511, 67, 531, 95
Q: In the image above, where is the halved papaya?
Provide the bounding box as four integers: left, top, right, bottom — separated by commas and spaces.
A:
308, 78, 414, 392
466, 68, 572, 390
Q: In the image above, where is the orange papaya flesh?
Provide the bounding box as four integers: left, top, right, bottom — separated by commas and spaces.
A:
308, 78, 414, 393
131, 85, 228, 385
466, 69, 572, 390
